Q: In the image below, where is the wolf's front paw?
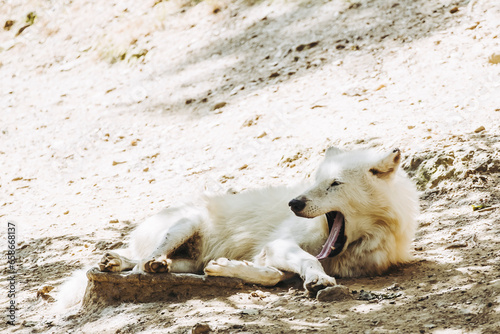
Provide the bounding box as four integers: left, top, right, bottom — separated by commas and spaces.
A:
141, 256, 171, 273
204, 258, 238, 276
304, 274, 337, 296
99, 252, 124, 272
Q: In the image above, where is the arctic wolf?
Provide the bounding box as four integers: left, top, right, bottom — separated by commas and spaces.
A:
94, 146, 418, 295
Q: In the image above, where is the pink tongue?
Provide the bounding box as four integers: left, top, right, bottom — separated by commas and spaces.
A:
316, 212, 344, 260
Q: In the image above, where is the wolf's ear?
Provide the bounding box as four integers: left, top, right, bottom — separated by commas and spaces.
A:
325, 146, 343, 158
369, 148, 401, 179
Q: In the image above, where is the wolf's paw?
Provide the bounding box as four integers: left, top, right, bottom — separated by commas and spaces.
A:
204, 258, 241, 276
141, 256, 171, 273
205, 258, 283, 286
99, 252, 124, 272
304, 274, 337, 296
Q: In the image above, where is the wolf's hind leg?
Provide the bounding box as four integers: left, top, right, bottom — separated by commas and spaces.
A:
99, 252, 138, 272
204, 258, 286, 286
137, 212, 204, 273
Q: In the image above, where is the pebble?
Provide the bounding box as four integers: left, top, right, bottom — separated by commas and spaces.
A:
317, 285, 351, 302
240, 308, 259, 316
192, 323, 211, 334
488, 53, 500, 65
212, 102, 227, 111
22, 321, 37, 327
474, 126, 485, 133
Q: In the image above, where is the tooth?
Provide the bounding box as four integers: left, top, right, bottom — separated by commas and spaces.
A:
331, 246, 336, 251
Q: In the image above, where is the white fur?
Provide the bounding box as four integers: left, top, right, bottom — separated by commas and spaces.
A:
58, 147, 418, 309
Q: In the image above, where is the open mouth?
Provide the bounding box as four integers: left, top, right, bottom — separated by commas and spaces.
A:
316, 211, 347, 260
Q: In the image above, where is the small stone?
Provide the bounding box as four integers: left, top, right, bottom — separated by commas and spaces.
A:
109, 219, 119, 224
474, 126, 485, 133
4, 20, 14, 31
250, 290, 267, 298
357, 290, 378, 301
445, 242, 467, 249
22, 321, 37, 327
212, 102, 227, 111
488, 53, 500, 64
449, 6, 459, 14
317, 285, 352, 302
240, 308, 259, 315
37, 285, 54, 297
230, 84, 245, 96
387, 283, 403, 291
192, 323, 211, 334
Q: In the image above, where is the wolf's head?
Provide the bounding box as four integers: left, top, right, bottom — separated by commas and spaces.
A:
289, 147, 403, 218
288, 147, 412, 259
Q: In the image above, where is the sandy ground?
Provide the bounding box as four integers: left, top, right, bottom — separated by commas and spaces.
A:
1, 0, 500, 333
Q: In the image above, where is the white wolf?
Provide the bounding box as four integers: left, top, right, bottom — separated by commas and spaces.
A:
60, 147, 418, 307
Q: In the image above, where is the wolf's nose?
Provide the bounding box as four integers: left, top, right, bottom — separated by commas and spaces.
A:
288, 199, 306, 212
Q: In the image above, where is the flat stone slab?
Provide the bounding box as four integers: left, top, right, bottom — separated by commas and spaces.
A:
82, 268, 246, 309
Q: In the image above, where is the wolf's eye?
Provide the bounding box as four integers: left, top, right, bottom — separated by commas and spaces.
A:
330, 181, 341, 187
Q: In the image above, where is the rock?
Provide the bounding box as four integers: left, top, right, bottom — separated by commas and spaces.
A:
488, 53, 500, 65
240, 308, 259, 316
357, 290, 378, 301
296, 41, 319, 52
317, 285, 351, 302
250, 290, 267, 298
445, 242, 468, 249
212, 102, 227, 111
474, 126, 485, 133
192, 323, 211, 334
37, 285, 55, 302
387, 283, 403, 291
230, 84, 244, 96
4, 20, 14, 31
449, 7, 459, 14
22, 321, 37, 327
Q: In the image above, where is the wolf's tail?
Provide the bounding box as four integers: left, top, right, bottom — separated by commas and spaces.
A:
54, 268, 89, 312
